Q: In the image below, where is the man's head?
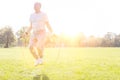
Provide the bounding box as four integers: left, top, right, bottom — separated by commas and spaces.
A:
34, 2, 41, 13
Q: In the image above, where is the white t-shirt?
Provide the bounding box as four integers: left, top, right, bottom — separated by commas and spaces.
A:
30, 12, 48, 32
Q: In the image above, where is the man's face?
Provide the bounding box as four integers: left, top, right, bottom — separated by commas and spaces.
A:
34, 3, 41, 12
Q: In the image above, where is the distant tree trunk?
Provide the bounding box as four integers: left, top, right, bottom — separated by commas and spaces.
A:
4, 35, 9, 48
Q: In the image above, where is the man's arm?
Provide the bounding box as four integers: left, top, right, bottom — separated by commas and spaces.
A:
46, 21, 53, 33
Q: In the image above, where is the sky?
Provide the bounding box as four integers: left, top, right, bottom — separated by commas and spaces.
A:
0, 0, 120, 37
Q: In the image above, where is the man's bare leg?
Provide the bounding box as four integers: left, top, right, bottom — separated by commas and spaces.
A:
37, 48, 43, 58
37, 47, 44, 64
29, 46, 38, 60
30, 46, 42, 66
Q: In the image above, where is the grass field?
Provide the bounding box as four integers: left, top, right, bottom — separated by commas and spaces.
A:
0, 47, 120, 80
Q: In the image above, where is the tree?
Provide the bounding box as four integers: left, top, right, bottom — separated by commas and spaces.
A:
101, 32, 116, 47
87, 35, 97, 47
0, 26, 15, 48
77, 32, 86, 47
114, 34, 120, 47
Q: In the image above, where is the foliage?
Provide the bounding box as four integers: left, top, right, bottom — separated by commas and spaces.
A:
0, 26, 15, 48
1, 26, 120, 47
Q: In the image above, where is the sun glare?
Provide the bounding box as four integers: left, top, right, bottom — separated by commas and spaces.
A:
65, 30, 79, 37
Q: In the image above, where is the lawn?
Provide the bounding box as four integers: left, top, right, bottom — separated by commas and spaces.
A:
0, 47, 120, 80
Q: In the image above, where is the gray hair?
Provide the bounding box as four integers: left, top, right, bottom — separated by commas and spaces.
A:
34, 2, 41, 7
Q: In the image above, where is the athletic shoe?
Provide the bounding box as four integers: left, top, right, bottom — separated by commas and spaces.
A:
34, 58, 43, 66
34, 59, 40, 66
38, 58, 43, 64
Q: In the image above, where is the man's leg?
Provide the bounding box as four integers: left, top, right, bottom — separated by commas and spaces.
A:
29, 37, 38, 60
36, 47, 44, 64
29, 46, 38, 60
29, 46, 42, 66
36, 32, 46, 64
37, 47, 44, 58
29, 37, 41, 66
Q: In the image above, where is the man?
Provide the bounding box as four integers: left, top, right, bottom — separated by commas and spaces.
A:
25, 2, 53, 66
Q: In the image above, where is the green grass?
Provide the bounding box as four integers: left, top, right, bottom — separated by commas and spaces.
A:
0, 47, 120, 80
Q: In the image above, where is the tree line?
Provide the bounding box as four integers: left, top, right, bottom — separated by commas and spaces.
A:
0, 26, 120, 48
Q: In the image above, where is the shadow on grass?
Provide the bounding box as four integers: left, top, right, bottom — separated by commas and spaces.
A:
33, 74, 49, 80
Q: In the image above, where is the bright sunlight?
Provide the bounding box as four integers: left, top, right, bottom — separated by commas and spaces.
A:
0, 0, 120, 37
